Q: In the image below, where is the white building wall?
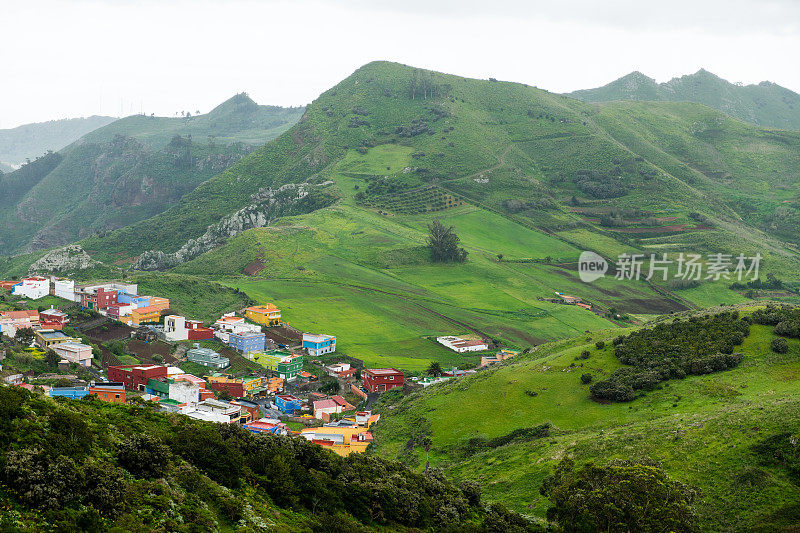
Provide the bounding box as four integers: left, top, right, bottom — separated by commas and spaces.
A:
164, 315, 189, 341
13, 279, 50, 300
54, 280, 77, 301
170, 382, 200, 404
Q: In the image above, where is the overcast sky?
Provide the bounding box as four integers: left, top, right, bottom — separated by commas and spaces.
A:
2, 0, 799, 128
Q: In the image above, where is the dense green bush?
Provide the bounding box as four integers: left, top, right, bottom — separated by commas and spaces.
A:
541, 458, 699, 532
591, 312, 748, 402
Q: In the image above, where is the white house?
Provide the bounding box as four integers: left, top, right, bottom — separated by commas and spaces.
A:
169, 380, 200, 404
213, 314, 261, 343
12, 277, 50, 300
53, 279, 77, 302
325, 362, 350, 377
436, 336, 489, 353
164, 315, 189, 341
313, 399, 343, 419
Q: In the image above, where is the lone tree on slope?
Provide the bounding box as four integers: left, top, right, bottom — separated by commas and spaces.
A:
427, 219, 467, 263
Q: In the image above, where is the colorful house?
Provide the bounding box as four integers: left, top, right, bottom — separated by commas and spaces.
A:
274, 394, 303, 414
89, 382, 126, 402
227, 331, 265, 354
181, 399, 251, 424
164, 315, 214, 342
131, 305, 163, 326
117, 293, 150, 308
480, 349, 519, 367
11, 276, 50, 300
206, 376, 245, 398
244, 304, 282, 326
48, 386, 90, 400
0, 310, 39, 337
362, 368, 404, 393
252, 350, 304, 380
81, 287, 118, 311
39, 307, 69, 330
302, 333, 336, 356
244, 418, 287, 435
299, 426, 374, 456
35, 329, 79, 349
186, 346, 229, 369
108, 364, 169, 391
52, 342, 93, 367
147, 297, 170, 311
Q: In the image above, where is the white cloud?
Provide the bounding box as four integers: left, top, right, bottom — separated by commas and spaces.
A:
1, 0, 798, 128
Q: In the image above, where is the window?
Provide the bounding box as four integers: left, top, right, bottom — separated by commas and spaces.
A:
115, 394, 120, 399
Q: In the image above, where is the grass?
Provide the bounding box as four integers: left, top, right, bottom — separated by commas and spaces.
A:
371, 308, 800, 530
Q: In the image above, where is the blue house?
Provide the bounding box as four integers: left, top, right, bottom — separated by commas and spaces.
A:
227, 331, 265, 354
274, 394, 303, 414
302, 333, 336, 356
48, 387, 90, 399
117, 293, 150, 307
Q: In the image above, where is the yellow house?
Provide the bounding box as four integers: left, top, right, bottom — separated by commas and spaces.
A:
300, 426, 373, 456
131, 305, 163, 326
244, 304, 281, 326
240, 376, 265, 393
35, 329, 79, 348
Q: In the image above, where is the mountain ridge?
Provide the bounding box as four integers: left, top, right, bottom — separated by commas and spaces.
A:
566, 69, 800, 130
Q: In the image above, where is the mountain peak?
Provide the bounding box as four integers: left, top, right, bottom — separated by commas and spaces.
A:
207, 92, 259, 117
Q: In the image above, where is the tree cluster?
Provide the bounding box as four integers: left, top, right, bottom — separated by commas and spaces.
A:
591, 312, 749, 402
540, 458, 699, 532
428, 220, 468, 263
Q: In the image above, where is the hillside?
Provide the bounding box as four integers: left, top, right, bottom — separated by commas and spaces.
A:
52, 61, 800, 370
371, 305, 800, 531
0, 94, 305, 255
0, 115, 117, 167
0, 384, 529, 532
567, 69, 800, 130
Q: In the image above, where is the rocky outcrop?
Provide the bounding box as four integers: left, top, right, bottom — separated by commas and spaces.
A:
132, 181, 335, 271
29, 244, 99, 273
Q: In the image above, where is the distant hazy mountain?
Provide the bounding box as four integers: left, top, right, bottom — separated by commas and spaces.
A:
566, 69, 800, 130
0, 94, 305, 254
0, 115, 117, 167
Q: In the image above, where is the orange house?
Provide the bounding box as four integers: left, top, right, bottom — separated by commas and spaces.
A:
131, 305, 163, 325
147, 297, 170, 311
90, 382, 126, 403
244, 304, 281, 326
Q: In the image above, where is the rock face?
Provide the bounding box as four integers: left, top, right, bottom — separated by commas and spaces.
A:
29, 244, 98, 273
132, 181, 335, 271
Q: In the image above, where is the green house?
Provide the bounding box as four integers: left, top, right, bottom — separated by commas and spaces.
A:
252, 350, 304, 381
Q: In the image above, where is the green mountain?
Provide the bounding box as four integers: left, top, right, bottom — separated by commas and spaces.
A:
0, 115, 117, 167
566, 69, 800, 130
47, 60, 797, 372
372, 306, 800, 531
0, 94, 304, 255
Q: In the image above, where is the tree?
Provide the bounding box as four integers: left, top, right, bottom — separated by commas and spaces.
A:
116, 434, 170, 479
45, 349, 59, 368
419, 435, 432, 472
580, 373, 593, 384
54, 378, 72, 388
427, 220, 467, 263
15, 327, 35, 346
540, 459, 699, 532
152, 354, 163, 363
217, 389, 233, 401
426, 361, 443, 377
497, 254, 504, 262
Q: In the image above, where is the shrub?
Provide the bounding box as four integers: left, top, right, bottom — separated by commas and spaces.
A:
771, 337, 789, 354
595, 341, 605, 350
116, 434, 171, 479
580, 373, 593, 384
541, 459, 699, 532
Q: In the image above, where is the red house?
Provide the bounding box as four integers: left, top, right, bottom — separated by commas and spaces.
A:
362, 368, 404, 393
208, 380, 245, 398
186, 319, 214, 340
82, 287, 118, 311
108, 364, 168, 391
39, 307, 69, 330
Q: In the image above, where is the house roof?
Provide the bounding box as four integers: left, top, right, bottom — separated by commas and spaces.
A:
364, 368, 402, 376
54, 342, 91, 351
245, 304, 280, 313
134, 305, 163, 314
330, 395, 353, 408
303, 333, 335, 343
314, 399, 337, 410
0, 310, 39, 320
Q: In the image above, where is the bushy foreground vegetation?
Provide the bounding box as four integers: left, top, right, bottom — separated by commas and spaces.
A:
0, 385, 544, 532
591, 312, 749, 402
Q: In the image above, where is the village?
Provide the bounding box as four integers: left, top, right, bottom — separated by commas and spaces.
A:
0, 275, 517, 456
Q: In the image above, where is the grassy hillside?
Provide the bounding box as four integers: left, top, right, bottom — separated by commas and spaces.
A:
0, 95, 305, 255
58, 61, 800, 371
371, 306, 800, 531
567, 69, 800, 130
0, 115, 116, 167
